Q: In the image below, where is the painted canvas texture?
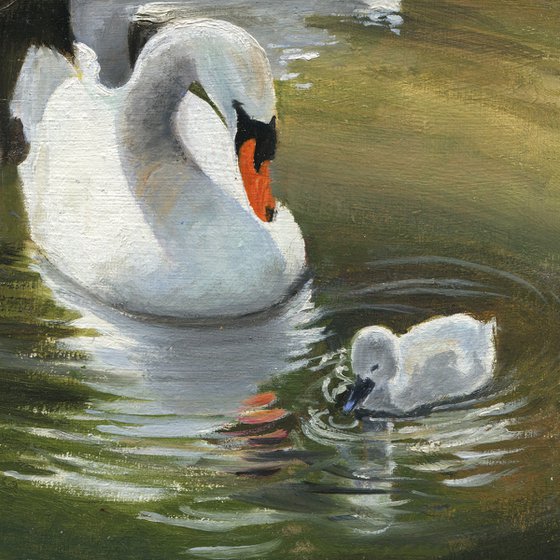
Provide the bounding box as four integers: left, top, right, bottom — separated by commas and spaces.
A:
1, 1, 559, 559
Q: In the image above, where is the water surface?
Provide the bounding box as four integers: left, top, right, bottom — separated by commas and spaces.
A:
2, 1, 560, 558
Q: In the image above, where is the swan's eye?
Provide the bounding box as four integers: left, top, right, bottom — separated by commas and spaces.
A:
370, 364, 379, 373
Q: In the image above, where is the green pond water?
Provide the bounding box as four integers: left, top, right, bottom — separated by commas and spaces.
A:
2, 1, 560, 558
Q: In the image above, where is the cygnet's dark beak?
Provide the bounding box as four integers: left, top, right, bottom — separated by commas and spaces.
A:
343, 378, 375, 414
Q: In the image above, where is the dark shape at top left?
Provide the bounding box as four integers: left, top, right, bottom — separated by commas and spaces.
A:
0, 0, 74, 164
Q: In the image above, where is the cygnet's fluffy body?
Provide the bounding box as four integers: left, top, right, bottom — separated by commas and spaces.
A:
344, 314, 496, 415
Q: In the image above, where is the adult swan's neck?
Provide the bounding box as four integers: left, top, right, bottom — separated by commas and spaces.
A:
115, 20, 274, 230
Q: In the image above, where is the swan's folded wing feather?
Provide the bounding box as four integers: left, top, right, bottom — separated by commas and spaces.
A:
395, 315, 496, 409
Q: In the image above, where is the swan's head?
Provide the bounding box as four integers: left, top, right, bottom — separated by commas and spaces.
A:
232, 100, 277, 222
131, 16, 278, 222
343, 326, 399, 414
192, 21, 278, 223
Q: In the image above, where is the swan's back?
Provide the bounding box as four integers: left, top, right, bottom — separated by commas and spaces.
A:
392, 314, 496, 411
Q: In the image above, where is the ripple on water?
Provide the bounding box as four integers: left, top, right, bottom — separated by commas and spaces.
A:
3, 253, 558, 549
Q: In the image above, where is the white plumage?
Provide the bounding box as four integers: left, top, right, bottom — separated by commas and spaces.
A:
344, 314, 496, 415
12, 19, 305, 319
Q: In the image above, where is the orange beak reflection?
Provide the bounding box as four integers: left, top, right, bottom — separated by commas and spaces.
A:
238, 138, 276, 222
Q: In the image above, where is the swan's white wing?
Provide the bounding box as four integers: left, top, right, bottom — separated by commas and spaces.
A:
394, 315, 496, 410
17, 52, 166, 306
399, 315, 473, 374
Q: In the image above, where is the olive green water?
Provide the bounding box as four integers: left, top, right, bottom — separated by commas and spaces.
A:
2, 1, 560, 558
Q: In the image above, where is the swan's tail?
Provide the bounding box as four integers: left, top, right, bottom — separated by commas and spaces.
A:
11, 46, 75, 145
485, 317, 498, 337
482, 317, 498, 372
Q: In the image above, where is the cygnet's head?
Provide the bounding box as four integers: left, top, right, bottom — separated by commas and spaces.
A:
343, 326, 399, 414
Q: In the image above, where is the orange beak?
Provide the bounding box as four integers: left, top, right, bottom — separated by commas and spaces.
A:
238, 138, 276, 222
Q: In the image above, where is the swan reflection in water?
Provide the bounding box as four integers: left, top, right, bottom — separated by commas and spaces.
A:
33, 261, 406, 538
40, 261, 323, 439
29, 262, 405, 538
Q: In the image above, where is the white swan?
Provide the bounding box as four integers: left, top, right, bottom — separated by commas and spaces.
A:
343, 314, 496, 415
11, 18, 305, 319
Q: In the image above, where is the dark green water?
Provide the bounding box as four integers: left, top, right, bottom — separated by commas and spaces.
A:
2, 1, 560, 558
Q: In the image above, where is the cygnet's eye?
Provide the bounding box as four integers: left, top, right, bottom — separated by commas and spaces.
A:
370, 364, 379, 373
